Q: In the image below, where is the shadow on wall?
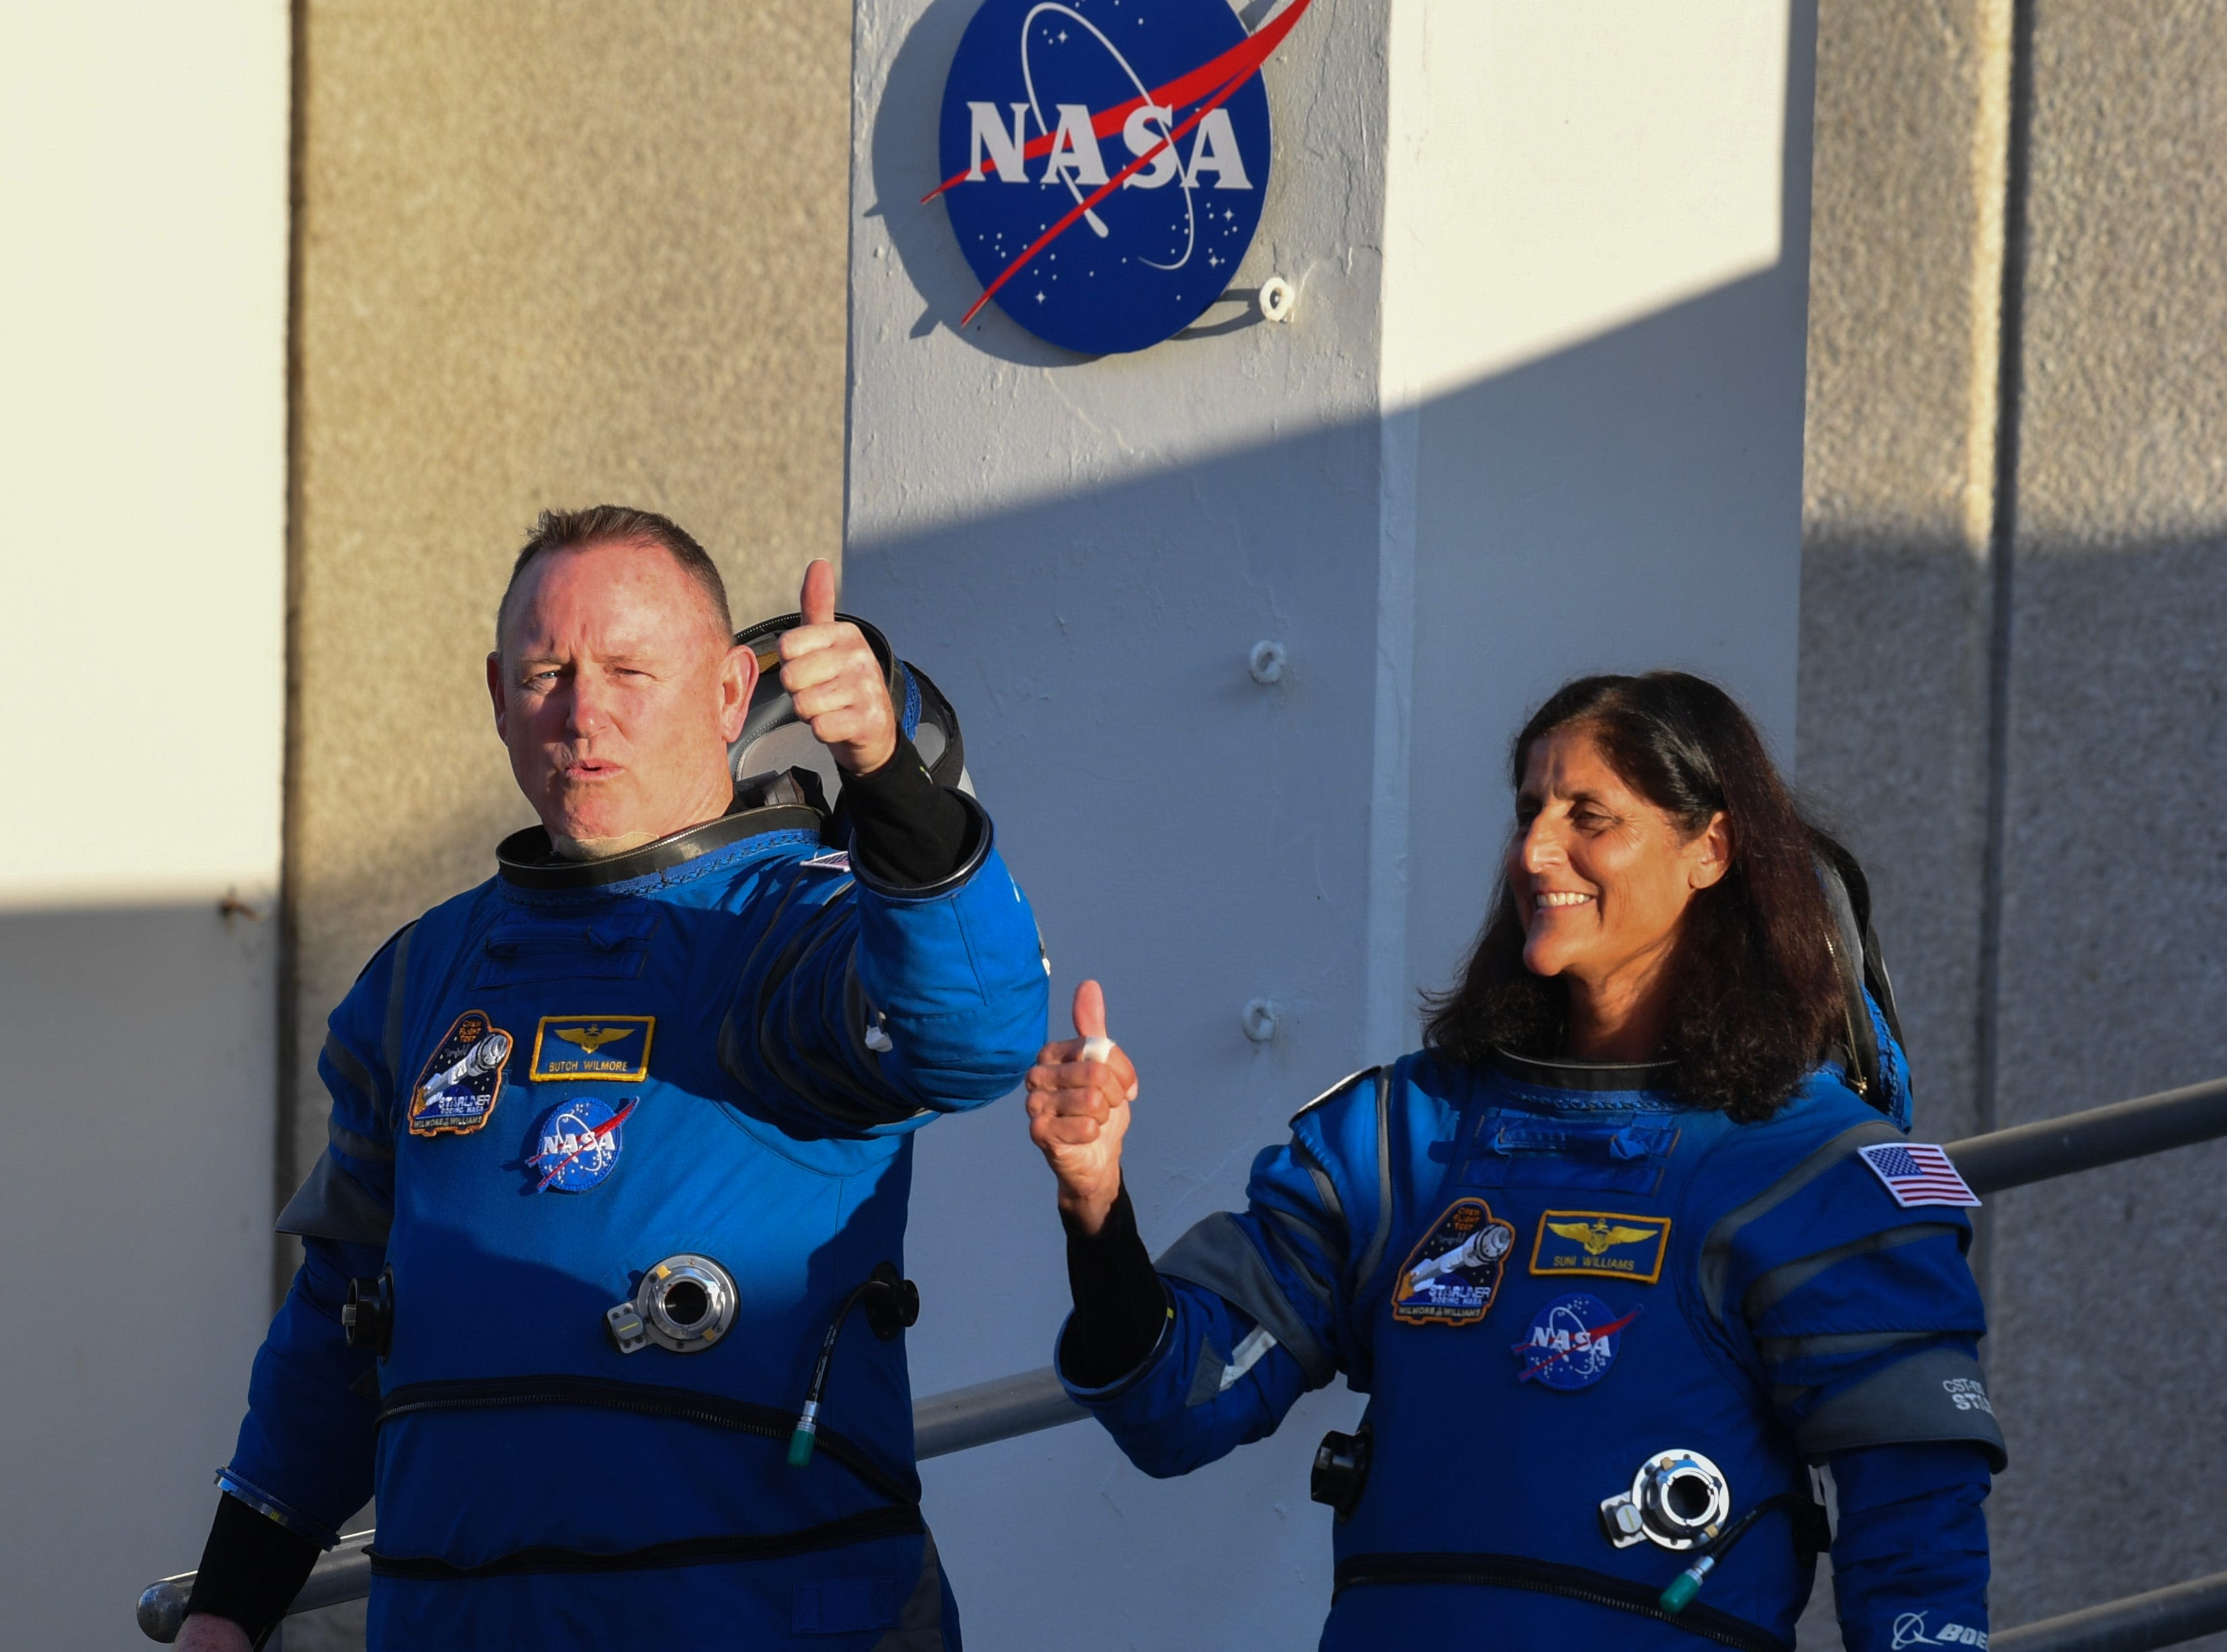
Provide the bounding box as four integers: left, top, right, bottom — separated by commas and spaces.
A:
0, 903, 279, 1652
1803, 512, 2227, 1640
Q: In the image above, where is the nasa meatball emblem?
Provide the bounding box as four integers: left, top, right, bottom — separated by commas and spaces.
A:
932, 0, 1315, 353
529, 1097, 635, 1193
1513, 1292, 1640, 1391
408, 1010, 513, 1137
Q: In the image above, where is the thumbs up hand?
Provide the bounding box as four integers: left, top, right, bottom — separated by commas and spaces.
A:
1026, 980, 1139, 1236
778, 558, 898, 775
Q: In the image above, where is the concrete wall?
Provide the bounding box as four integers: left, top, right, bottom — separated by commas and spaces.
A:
1799, 0, 2227, 1641
0, 5, 290, 1648
850, 3, 1813, 1647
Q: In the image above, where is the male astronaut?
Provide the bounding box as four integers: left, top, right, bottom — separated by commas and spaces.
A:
178, 506, 1048, 1650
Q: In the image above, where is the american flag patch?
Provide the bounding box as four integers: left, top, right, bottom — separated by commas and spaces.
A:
1857, 1142, 1981, 1209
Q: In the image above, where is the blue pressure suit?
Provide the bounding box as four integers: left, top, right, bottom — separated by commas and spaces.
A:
1060, 1026, 2004, 1652
218, 769, 1047, 1649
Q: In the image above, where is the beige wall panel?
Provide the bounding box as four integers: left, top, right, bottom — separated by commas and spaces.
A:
1986, 3, 2227, 1640
1797, 0, 2008, 1149
289, 0, 851, 1183
1804, 0, 2227, 1641
1795, 7, 2006, 1643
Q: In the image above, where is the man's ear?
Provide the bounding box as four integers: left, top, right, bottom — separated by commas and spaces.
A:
486, 651, 508, 740
716, 642, 759, 745
1688, 811, 1732, 891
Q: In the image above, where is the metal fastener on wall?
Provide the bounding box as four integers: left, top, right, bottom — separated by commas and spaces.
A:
1248, 640, 1286, 684
1242, 999, 1280, 1043
1258, 276, 1295, 322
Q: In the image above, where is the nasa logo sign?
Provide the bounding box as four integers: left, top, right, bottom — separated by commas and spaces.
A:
931, 0, 1314, 354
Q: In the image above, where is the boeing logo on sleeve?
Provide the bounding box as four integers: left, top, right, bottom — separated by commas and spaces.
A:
930, 0, 1314, 354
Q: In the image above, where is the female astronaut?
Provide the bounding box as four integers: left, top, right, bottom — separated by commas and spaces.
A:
1026, 673, 1999, 1652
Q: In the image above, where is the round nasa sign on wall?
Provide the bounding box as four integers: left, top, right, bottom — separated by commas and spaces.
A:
934, 0, 1301, 355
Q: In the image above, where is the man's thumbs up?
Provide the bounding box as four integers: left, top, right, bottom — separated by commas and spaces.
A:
778, 558, 897, 774
798, 557, 838, 628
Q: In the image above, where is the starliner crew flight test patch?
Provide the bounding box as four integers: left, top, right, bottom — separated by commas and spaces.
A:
408, 1010, 513, 1136
1392, 1198, 1516, 1326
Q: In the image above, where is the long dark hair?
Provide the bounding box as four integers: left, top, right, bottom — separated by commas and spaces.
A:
1422, 673, 1844, 1121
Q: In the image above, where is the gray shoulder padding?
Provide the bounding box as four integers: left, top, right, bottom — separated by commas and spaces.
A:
1700, 1119, 1906, 1322
1791, 1343, 2006, 1471
1157, 1212, 1337, 1387
276, 1154, 393, 1246
1289, 1065, 1377, 1128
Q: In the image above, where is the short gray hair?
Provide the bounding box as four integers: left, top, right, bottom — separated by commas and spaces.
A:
496, 504, 733, 648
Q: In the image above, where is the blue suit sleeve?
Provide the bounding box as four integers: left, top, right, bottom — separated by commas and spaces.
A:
1712, 1133, 2005, 1468
223, 1240, 385, 1544
227, 927, 407, 1544
1829, 1441, 1992, 1652
722, 796, 1049, 1134
1058, 1072, 1388, 1476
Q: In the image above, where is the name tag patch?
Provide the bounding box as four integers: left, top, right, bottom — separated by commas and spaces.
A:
1528, 1210, 1671, 1285
1513, 1291, 1639, 1390
529, 1096, 634, 1192
408, 1010, 513, 1136
530, 1016, 654, 1082
1392, 1197, 1515, 1326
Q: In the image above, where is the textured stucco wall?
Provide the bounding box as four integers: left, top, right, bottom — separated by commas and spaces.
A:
1799, 1, 2227, 1642
1986, 2, 2227, 1635
1798, 0, 2010, 1151
286, 0, 852, 1201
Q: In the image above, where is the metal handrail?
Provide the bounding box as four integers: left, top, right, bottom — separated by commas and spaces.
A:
1994, 1567, 2227, 1652
138, 1072, 2227, 1643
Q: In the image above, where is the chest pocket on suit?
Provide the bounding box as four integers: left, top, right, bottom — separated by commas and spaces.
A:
474, 912, 658, 987
1457, 1115, 1678, 1195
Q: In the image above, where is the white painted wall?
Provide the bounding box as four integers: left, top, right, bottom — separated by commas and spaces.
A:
846, 4, 1812, 1649
1385, 0, 1815, 1044
0, 4, 290, 1645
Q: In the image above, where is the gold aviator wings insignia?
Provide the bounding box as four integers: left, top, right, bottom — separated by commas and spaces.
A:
554, 1024, 633, 1056
1547, 1219, 1658, 1257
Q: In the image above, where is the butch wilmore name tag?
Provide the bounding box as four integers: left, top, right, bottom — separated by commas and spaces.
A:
530, 1016, 654, 1082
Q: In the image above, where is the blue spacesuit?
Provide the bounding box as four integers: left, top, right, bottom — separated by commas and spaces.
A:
213, 762, 1047, 1649
1059, 1029, 2003, 1652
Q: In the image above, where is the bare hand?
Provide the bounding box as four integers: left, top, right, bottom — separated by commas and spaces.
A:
176, 1614, 253, 1652
778, 560, 898, 776
1026, 980, 1139, 1234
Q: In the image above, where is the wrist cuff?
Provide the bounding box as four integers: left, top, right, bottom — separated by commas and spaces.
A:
184, 1490, 322, 1647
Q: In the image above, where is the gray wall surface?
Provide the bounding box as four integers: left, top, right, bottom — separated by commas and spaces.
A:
1799, 0, 2227, 1641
